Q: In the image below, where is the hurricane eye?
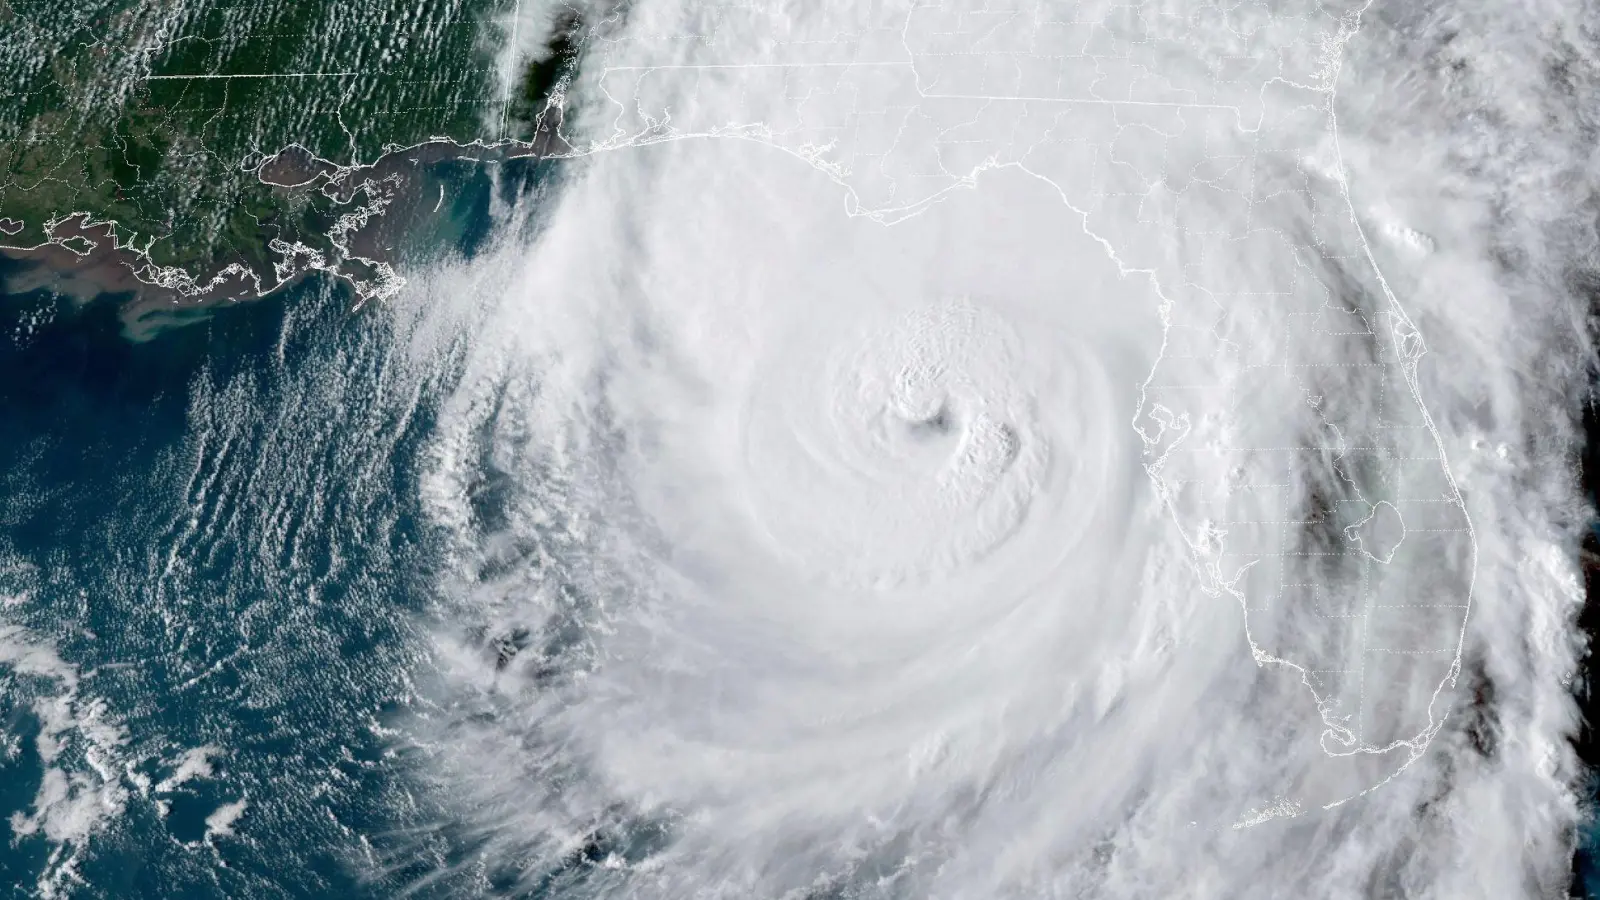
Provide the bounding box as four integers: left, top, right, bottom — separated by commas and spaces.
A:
903, 404, 952, 438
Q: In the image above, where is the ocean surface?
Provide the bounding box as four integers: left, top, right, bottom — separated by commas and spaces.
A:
0, 157, 558, 899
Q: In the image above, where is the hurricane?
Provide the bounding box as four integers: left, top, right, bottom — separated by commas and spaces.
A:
0, 0, 1595, 897
387, 0, 1598, 897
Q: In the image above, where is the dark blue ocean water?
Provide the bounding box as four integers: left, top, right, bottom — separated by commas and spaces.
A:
0, 267, 441, 898
0, 156, 559, 899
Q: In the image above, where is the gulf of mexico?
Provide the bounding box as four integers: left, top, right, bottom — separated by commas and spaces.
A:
0, 154, 556, 899
0, 261, 422, 898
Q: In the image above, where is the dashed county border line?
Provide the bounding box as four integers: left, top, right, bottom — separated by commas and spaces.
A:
0, 0, 512, 303
142, 72, 362, 79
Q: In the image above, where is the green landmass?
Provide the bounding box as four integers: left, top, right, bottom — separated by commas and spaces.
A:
0, 0, 565, 298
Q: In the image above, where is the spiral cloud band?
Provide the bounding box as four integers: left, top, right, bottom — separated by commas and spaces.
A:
403, 0, 1597, 896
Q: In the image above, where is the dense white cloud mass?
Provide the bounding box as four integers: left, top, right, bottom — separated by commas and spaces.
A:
402, 0, 1599, 896
0, 622, 131, 898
